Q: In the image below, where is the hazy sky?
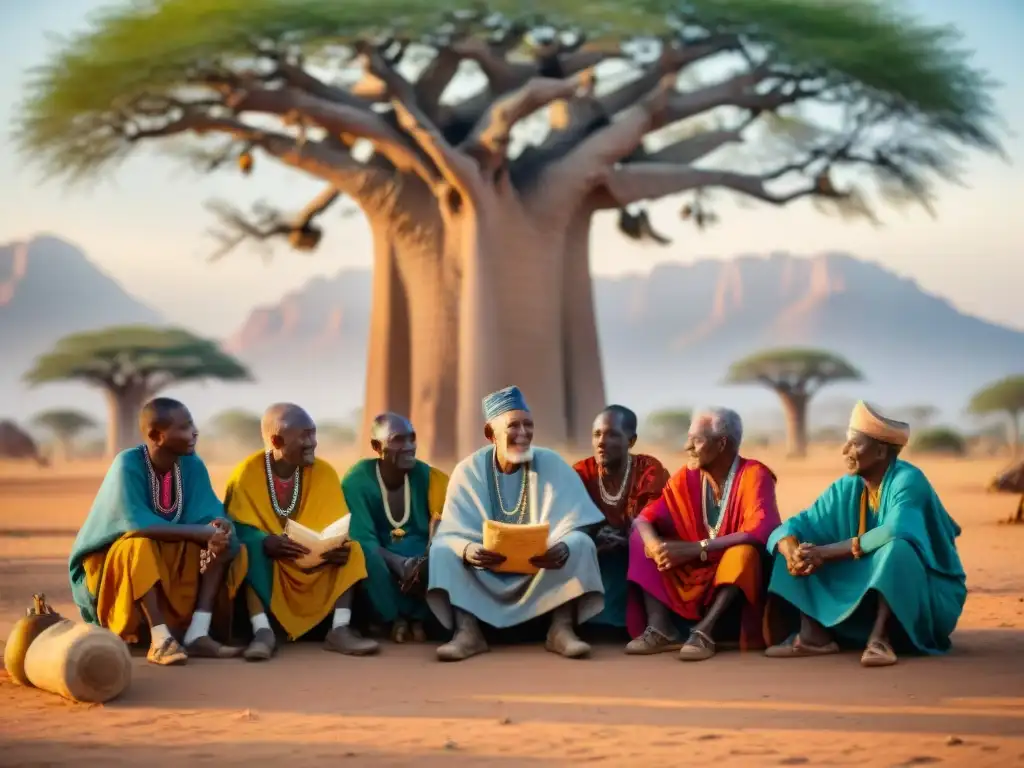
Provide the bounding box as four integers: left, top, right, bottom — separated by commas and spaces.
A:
2, 0, 1022, 337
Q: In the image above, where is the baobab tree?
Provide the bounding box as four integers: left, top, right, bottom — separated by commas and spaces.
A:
968, 375, 1024, 458
725, 348, 861, 458
31, 409, 97, 461
16, 0, 1002, 459
24, 326, 251, 457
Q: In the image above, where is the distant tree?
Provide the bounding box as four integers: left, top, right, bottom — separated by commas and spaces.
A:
31, 409, 97, 460
968, 375, 1024, 457
895, 404, 939, 428
645, 408, 692, 448
24, 326, 251, 458
725, 348, 861, 458
911, 426, 967, 457
317, 421, 358, 447
209, 409, 263, 450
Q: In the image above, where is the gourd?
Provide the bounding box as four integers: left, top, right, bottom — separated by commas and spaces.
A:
3, 594, 63, 686
4, 593, 133, 703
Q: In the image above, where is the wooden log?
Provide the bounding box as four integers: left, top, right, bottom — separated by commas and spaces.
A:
23, 621, 132, 703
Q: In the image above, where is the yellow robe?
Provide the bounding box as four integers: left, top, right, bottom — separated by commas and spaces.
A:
225, 453, 368, 639
83, 539, 248, 643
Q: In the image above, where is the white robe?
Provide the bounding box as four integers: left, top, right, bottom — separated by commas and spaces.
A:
427, 446, 606, 629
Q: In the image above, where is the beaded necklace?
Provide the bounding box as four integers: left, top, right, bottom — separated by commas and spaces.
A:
492, 450, 530, 525
598, 454, 633, 506
700, 456, 740, 539
141, 445, 183, 523
376, 462, 411, 540
264, 450, 301, 518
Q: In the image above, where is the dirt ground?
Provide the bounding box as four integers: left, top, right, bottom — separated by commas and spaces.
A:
1, 447, 1023, 767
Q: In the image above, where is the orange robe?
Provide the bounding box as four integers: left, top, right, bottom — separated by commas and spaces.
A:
626, 458, 781, 648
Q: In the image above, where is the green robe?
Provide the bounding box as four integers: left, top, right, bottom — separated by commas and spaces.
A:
342, 459, 448, 622
767, 460, 966, 653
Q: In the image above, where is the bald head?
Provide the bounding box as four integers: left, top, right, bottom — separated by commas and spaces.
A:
370, 412, 417, 472
262, 402, 317, 467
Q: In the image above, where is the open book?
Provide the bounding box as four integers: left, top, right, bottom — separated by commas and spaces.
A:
284, 516, 351, 570
483, 520, 550, 575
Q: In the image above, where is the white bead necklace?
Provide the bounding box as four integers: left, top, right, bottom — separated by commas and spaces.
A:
701, 456, 740, 539
598, 454, 633, 506
375, 462, 411, 533
141, 445, 183, 523
264, 450, 301, 518
492, 450, 530, 525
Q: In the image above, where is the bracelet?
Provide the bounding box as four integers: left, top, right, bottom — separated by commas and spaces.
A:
462, 543, 472, 566
851, 537, 863, 559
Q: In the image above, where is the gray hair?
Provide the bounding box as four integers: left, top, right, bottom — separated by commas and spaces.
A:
692, 407, 743, 447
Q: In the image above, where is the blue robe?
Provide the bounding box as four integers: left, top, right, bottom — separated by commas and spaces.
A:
766, 460, 966, 653
68, 447, 238, 624
427, 446, 606, 629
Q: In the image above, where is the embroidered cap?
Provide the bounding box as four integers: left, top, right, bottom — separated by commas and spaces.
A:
482, 386, 530, 423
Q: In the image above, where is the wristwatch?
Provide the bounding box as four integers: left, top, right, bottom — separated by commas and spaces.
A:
699, 539, 709, 562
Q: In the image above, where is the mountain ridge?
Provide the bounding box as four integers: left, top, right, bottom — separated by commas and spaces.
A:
3, 236, 1023, 430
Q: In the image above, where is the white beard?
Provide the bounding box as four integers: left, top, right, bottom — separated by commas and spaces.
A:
505, 445, 534, 465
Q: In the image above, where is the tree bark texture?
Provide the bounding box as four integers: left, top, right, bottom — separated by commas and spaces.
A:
778, 390, 810, 458
104, 384, 149, 458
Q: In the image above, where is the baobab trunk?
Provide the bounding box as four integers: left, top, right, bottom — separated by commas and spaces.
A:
394, 208, 460, 462
561, 208, 607, 447
104, 384, 148, 458
359, 219, 412, 456
778, 390, 810, 459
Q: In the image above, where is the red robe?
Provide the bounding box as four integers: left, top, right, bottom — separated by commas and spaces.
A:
573, 454, 670, 529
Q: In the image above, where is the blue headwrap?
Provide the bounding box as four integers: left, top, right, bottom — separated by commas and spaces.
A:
482, 386, 529, 423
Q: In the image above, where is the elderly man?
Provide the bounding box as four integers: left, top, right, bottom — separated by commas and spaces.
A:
69, 398, 247, 666
627, 407, 781, 661
764, 401, 966, 667
427, 386, 606, 661
574, 405, 669, 628
225, 403, 378, 660
343, 413, 449, 643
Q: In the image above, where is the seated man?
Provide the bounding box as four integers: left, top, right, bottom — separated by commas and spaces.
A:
574, 405, 669, 628
627, 407, 781, 661
427, 385, 606, 662
343, 412, 448, 643
764, 401, 966, 667
69, 397, 247, 666
225, 403, 377, 661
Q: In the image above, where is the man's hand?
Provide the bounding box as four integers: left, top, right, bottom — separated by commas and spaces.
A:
464, 544, 507, 571
206, 519, 232, 556
795, 543, 824, 575
779, 537, 816, 576
321, 541, 351, 567
529, 542, 570, 570
650, 540, 702, 572
263, 533, 311, 561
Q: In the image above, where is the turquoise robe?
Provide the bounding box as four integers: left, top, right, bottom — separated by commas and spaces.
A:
342, 459, 445, 622
68, 447, 239, 625
766, 460, 966, 653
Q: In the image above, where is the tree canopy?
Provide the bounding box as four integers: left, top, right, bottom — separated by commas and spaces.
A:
911, 426, 966, 457
208, 408, 263, 447
968, 376, 1024, 418
31, 409, 97, 437
24, 326, 251, 391
645, 407, 692, 446
16, 0, 1001, 222
725, 348, 862, 390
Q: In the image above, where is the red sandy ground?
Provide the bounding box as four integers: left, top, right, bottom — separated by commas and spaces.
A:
1, 448, 1023, 767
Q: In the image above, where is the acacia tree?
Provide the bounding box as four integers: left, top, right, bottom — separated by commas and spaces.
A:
16, 0, 1001, 460
31, 409, 97, 461
645, 407, 693, 448
208, 408, 264, 450
24, 326, 251, 457
968, 375, 1024, 458
725, 348, 861, 458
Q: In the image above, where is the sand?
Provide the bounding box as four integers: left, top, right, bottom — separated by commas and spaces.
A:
1, 447, 1023, 767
